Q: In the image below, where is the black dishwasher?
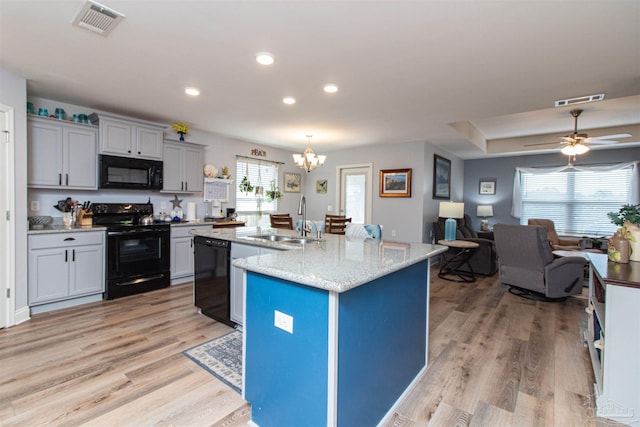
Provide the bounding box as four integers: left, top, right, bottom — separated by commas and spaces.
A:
194, 236, 234, 327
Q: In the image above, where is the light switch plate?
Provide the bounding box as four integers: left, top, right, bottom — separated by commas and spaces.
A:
274, 310, 294, 334
30, 201, 40, 211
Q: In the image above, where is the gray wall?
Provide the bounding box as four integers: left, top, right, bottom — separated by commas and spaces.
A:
300, 140, 464, 243
463, 147, 640, 231
1, 68, 28, 315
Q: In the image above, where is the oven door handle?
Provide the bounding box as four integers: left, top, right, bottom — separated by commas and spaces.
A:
115, 274, 166, 286
108, 229, 165, 236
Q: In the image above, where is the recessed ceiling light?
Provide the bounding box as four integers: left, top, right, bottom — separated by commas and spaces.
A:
185, 87, 200, 96
283, 96, 296, 105
256, 52, 275, 65
323, 84, 338, 93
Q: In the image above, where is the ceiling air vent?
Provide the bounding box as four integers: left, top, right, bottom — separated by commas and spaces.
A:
554, 93, 605, 107
72, 0, 125, 36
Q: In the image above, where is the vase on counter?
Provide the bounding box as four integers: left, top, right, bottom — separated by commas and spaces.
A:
608, 229, 630, 263
178, 132, 185, 141
625, 221, 640, 262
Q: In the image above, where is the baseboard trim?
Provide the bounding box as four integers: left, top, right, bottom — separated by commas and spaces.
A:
14, 306, 31, 325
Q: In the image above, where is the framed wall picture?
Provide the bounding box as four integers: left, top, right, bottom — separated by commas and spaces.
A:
432, 154, 451, 200
316, 179, 327, 194
479, 178, 496, 195
379, 168, 412, 197
283, 172, 301, 192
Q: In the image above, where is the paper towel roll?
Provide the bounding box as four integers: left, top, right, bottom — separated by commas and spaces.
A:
186, 202, 197, 221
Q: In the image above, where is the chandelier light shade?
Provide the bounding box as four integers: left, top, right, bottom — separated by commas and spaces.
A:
293, 134, 326, 173
439, 201, 464, 241
561, 143, 590, 156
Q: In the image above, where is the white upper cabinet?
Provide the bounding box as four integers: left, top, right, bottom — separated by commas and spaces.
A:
162, 140, 205, 193
27, 116, 98, 190
91, 113, 165, 160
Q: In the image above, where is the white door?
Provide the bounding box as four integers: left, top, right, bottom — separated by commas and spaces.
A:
0, 107, 15, 328
336, 163, 373, 224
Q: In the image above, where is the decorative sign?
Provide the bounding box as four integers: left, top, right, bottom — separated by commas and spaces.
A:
251, 149, 267, 157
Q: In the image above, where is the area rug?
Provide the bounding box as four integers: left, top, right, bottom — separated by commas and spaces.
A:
183, 330, 242, 394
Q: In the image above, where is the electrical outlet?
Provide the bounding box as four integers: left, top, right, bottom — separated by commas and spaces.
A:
160, 202, 167, 210
391, 229, 397, 237
327, 205, 333, 212
30, 201, 40, 211
274, 310, 294, 334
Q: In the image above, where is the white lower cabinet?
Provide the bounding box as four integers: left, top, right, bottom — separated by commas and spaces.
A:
28, 231, 104, 306
230, 243, 281, 325
170, 225, 212, 284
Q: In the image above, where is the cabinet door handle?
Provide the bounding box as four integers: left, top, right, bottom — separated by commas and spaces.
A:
190, 238, 193, 248
72, 249, 76, 262
65, 174, 69, 186
128, 150, 131, 154
63, 237, 76, 241
138, 151, 141, 155
181, 181, 184, 191
185, 182, 188, 191
59, 173, 62, 186
65, 249, 68, 263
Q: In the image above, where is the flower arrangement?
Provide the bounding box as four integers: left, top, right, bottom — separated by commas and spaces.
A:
172, 122, 189, 141
221, 166, 229, 177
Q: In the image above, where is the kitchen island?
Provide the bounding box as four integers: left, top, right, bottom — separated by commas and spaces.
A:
191, 227, 447, 427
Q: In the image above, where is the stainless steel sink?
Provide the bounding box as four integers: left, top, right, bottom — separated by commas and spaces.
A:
246, 234, 321, 245
248, 234, 292, 241
282, 238, 321, 245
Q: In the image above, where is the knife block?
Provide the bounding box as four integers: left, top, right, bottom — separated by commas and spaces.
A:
78, 209, 93, 227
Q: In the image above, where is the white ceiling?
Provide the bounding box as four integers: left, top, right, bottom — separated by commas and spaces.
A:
1, 0, 639, 159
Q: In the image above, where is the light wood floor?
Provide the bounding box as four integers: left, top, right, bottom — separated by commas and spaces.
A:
0, 272, 615, 426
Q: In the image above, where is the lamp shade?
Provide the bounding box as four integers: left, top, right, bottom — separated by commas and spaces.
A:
438, 202, 464, 219
477, 205, 494, 217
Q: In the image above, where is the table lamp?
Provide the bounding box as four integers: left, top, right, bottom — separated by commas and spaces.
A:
439, 202, 465, 241
477, 205, 494, 231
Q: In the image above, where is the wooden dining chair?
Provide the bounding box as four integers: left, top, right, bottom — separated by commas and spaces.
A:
327, 217, 352, 235
270, 213, 293, 229
325, 214, 345, 231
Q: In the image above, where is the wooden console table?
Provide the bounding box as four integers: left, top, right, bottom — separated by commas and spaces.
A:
586, 254, 639, 426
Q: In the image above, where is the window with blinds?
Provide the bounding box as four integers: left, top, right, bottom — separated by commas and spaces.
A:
519, 167, 633, 236
235, 157, 279, 214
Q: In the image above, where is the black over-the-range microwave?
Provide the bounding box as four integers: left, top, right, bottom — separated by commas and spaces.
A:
99, 155, 164, 191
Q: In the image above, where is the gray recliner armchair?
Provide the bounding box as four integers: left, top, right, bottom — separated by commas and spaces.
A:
433, 214, 497, 276
493, 224, 586, 299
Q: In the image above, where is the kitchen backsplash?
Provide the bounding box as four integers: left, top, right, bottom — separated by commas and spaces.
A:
28, 188, 222, 222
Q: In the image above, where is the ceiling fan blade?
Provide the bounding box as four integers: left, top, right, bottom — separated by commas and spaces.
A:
585, 140, 620, 145
524, 141, 561, 147
589, 133, 631, 140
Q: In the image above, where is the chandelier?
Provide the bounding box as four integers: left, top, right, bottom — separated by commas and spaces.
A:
292, 134, 326, 173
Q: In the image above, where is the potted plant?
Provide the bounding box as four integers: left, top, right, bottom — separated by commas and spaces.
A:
607, 204, 640, 262
239, 176, 253, 194
266, 180, 282, 201
221, 166, 229, 179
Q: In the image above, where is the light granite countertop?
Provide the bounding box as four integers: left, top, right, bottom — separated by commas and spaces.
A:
28, 224, 107, 234
191, 227, 448, 293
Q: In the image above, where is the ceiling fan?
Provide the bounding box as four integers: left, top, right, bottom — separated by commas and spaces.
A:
525, 109, 632, 153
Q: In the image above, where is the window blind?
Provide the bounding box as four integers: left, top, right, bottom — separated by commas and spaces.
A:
519, 167, 633, 236
235, 157, 279, 213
